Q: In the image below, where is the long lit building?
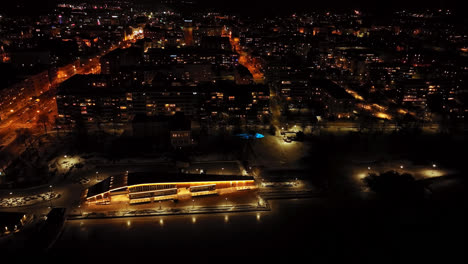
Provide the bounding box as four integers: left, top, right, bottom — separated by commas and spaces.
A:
84, 172, 255, 205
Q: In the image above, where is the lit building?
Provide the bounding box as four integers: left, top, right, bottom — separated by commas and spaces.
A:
399, 79, 428, 108
143, 47, 238, 67
56, 75, 198, 124
169, 112, 192, 148
56, 74, 128, 124
84, 172, 255, 205
198, 81, 270, 122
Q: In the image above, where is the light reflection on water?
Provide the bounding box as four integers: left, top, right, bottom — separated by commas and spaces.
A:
54, 199, 322, 255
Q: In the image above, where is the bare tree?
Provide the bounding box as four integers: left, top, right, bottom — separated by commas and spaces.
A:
15, 128, 34, 149
37, 112, 50, 134
54, 117, 61, 138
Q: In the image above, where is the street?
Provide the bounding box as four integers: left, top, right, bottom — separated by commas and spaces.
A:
0, 38, 135, 170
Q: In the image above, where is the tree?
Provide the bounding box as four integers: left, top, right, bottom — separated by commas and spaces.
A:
15, 128, 33, 148
15, 128, 37, 158
261, 114, 270, 126
94, 99, 104, 137
37, 112, 50, 134
228, 116, 242, 134
268, 124, 276, 135
73, 114, 88, 150
363, 170, 425, 201
54, 117, 61, 138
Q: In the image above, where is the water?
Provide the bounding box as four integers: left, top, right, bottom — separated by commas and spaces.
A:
51, 198, 326, 258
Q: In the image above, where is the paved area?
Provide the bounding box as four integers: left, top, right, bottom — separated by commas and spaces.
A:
0, 192, 59, 208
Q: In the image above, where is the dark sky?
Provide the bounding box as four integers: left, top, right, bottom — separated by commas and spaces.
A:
195, 0, 462, 14
1, 0, 465, 16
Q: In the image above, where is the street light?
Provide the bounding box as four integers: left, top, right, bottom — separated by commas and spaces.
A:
432, 164, 437, 168
192, 199, 195, 209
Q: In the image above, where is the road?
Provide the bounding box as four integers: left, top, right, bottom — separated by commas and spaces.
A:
0, 39, 136, 169
225, 30, 264, 83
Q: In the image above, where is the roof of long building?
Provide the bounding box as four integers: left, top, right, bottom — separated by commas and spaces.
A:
86, 172, 254, 199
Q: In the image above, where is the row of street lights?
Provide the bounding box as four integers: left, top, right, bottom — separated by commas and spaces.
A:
150, 197, 230, 211
366, 163, 437, 171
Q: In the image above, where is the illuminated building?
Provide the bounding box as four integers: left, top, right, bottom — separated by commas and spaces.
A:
198, 81, 270, 122
143, 26, 164, 40
84, 172, 256, 205
169, 112, 192, 148
56, 75, 128, 123
57, 75, 269, 125
143, 47, 238, 67
400, 79, 428, 108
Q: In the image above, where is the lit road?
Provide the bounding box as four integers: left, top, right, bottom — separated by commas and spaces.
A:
225, 30, 264, 83
224, 29, 283, 134
0, 37, 139, 169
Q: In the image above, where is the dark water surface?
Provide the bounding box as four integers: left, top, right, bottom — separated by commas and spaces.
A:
51, 198, 326, 259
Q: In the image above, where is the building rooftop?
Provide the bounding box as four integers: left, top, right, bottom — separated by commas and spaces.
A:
309, 79, 354, 100
126, 172, 254, 186
145, 46, 237, 56
86, 172, 254, 199
57, 74, 121, 96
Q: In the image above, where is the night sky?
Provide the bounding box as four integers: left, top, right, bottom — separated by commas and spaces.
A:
2, 0, 465, 16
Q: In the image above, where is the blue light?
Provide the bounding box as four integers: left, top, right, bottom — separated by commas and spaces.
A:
235, 133, 264, 139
